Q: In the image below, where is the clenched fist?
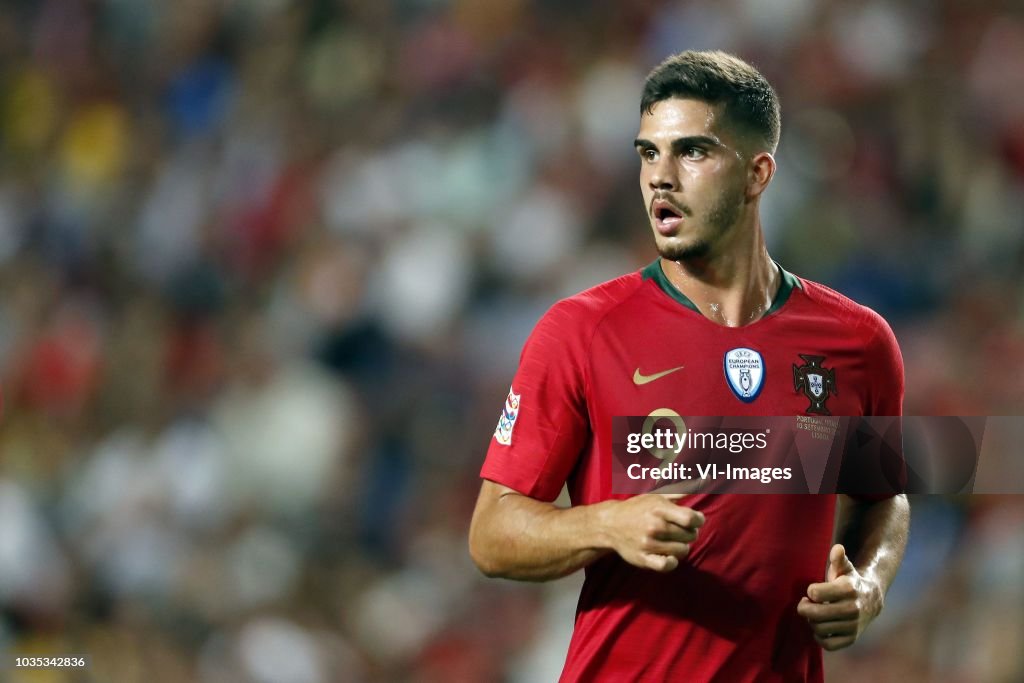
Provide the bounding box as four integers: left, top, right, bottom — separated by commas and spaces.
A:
598, 493, 705, 572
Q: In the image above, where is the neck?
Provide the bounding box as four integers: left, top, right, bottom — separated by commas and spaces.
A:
660, 218, 779, 327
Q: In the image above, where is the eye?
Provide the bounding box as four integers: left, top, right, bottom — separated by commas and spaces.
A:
641, 148, 657, 162
683, 146, 706, 160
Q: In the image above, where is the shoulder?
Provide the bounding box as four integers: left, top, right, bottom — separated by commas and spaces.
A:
793, 276, 897, 346
793, 275, 904, 413
793, 275, 904, 412
536, 270, 646, 335
512, 271, 645, 403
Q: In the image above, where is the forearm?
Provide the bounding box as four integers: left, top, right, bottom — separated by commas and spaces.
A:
834, 494, 910, 593
469, 488, 612, 581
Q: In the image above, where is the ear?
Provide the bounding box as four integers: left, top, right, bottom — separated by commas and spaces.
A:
746, 151, 776, 200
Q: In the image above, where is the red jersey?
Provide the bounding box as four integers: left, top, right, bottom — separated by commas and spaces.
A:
481, 260, 904, 683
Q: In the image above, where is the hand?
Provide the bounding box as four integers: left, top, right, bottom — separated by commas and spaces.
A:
797, 544, 884, 651
598, 493, 705, 573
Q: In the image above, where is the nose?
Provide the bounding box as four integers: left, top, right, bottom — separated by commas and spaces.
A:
648, 156, 678, 192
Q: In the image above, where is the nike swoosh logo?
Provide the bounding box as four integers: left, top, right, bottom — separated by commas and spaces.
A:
633, 365, 685, 385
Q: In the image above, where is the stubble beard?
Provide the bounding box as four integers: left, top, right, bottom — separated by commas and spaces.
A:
655, 189, 743, 263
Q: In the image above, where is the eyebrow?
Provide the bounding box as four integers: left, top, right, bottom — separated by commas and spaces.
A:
633, 135, 723, 152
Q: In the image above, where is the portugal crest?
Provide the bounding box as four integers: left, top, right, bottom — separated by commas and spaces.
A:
792, 354, 837, 415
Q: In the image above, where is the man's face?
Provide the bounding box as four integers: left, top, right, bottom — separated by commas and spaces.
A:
635, 97, 750, 261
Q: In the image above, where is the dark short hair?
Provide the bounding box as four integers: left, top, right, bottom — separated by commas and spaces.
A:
641, 50, 780, 152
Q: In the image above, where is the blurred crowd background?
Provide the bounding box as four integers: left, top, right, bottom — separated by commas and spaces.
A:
0, 0, 1021, 681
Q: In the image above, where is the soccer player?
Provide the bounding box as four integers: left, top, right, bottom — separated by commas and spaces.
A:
468, 51, 909, 682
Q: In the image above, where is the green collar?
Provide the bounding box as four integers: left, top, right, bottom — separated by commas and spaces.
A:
641, 258, 801, 318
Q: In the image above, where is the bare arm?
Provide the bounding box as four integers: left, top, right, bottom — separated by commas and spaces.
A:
799, 494, 910, 650
832, 493, 910, 596
468, 480, 704, 582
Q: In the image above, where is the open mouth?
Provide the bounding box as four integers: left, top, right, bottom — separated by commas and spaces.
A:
652, 200, 685, 234
655, 205, 682, 221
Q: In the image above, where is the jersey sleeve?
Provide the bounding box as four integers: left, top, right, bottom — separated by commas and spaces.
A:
480, 300, 591, 502
863, 312, 904, 417
846, 312, 906, 498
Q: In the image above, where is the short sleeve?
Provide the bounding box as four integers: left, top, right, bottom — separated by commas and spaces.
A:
480, 300, 591, 502
848, 312, 905, 499
863, 312, 904, 417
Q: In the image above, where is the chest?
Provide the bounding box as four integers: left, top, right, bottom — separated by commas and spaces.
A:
587, 315, 870, 418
